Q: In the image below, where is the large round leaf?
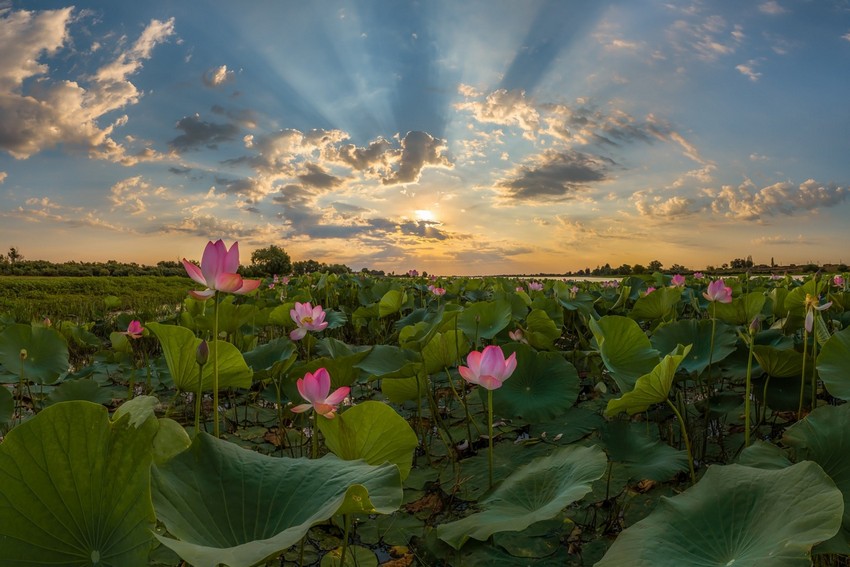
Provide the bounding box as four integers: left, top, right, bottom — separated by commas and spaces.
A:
651, 319, 737, 375
152, 433, 403, 567
318, 401, 418, 481
817, 326, 850, 400
422, 330, 469, 374
712, 292, 768, 326
589, 316, 660, 392
605, 344, 691, 417
436, 444, 607, 549
0, 323, 68, 384
599, 421, 688, 482
489, 343, 580, 421
457, 300, 512, 340
595, 461, 843, 566
783, 404, 850, 554
0, 401, 158, 566
630, 287, 682, 321
0, 385, 12, 425
146, 322, 252, 392
524, 309, 562, 351
752, 344, 803, 378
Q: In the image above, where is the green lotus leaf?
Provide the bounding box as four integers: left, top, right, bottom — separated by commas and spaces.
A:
737, 440, 793, 470
378, 289, 406, 317
752, 344, 803, 378
0, 323, 69, 384
524, 309, 562, 350
817, 326, 850, 400
0, 401, 158, 566
590, 316, 660, 392
378, 362, 426, 403
595, 461, 843, 566
146, 322, 252, 392
630, 287, 682, 321
650, 319, 737, 375
489, 343, 580, 421
242, 337, 297, 373
215, 295, 258, 336
436, 444, 607, 549
110, 331, 133, 354
599, 421, 688, 481
43, 378, 113, 407
712, 292, 767, 326
152, 433, 402, 567
318, 401, 418, 481
422, 330, 469, 374
355, 345, 420, 378
605, 344, 691, 417
457, 300, 512, 340
783, 404, 850, 554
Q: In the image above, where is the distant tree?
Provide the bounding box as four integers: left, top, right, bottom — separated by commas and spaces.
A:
293, 259, 322, 275
250, 245, 292, 276
730, 258, 753, 270
616, 263, 632, 275
648, 260, 663, 272
669, 263, 687, 274
7, 247, 22, 264
632, 264, 646, 274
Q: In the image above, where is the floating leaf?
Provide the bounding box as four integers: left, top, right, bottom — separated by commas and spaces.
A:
595, 462, 843, 566
651, 319, 736, 374
0, 401, 158, 566
753, 344, 803, 378
457, 300, 512, 341
43, 378, 113, 407
630, 287, 682, 321
0, 323, 68, 384
524, 309, 562, 350
422, 330, 469, 374
152, 433, 402, 567
599, 421, 688, 481
436, 445, 606, 549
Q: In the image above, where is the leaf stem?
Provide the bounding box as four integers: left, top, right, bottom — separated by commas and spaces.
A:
666, 398, 696, 485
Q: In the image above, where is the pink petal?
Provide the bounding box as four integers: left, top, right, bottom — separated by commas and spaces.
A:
189, 289, 216, 300
325, 386, 350, 405
295, 377, 308, 400
290, 327, 307, 341
201, 240, 224, 286
301, 372, 326, 403
464, 350, 482, 376
805, 310, 814, 333
503, 352, 517, 378
182, 259, 207, 286
458, 365, 478, 385
314, 368, 331, 396
224, 241, 240, 274
214, 272, 244, 293
235, 278, 261, 294
290, 403, 313, 414
478, 375, 504, 390
479, 346, 507, 379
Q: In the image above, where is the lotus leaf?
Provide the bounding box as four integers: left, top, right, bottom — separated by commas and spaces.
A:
605, 344, 691, 416
752, 344, 803, 377
152, 433, 403, 567
650, 319, 736, 374
318, 400, 418, 480
817, 326, 850, 400
630, 287, 682, 321
595, 462, 843, 566
590, 315, 660, 392
379, 289, 406, 317
43, 378, 113, 406
0, 401, 158, 566
599, 421, 688, 481
0, 323, 68, 384
422, 330, 469, 374
457, 300, 512, 340
524, 308, 562, 350
436, 444, 607, 549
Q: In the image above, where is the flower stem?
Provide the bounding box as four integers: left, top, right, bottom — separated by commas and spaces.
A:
194, 361, 205, 436
798, 330, 808, 420
666, 398, 696, 485
744, 333, 755, 447
488, 388, 494, 489
213, 291, 221, 438
340, 514, 351, 566
311, 414, 318, 459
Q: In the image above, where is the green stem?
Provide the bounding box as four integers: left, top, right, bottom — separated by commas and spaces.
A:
811, 321, 819, 413
213, 292, 221, 438
488, 388, 494, 489
194, 362, 205, 436
707, 304, 717, 388
340, 514, 351, 566
311, 414, 318, 459
744, 333, 755, 447
798, 330, 809, 420
666, 399, 696, 485
143, 347, 151, 394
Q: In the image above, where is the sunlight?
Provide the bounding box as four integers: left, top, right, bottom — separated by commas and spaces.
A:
415, 209, 437, 222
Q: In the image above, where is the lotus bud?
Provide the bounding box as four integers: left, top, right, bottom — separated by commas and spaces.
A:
19, 348, 27, 360
196, 340, 210, 366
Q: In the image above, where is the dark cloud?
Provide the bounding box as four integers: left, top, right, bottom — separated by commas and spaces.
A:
331, 137, 396, 173
168, 166, 192, 175
211, 104, 257, 128
498, 150, 613, 201
168, 113, 240, 152
297, 162, 342, 189
382, 131, 452, 185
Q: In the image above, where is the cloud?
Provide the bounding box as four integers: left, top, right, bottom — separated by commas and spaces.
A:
455, 86, 540, 138
751, 234, 805, 246
843, 31, 850, 42
296, 163, 343, 189
496, 149, 612, 202
759, 1, 787, 15
0, 171, 6, 184
632, 192, 701, 218
666, 13, 743, 62
169, 113, 240, 152
202, 64, 235, 88
736, 59, 762, 82
0, 8, 174, 162
211, 104, 258, 128
381, 131, 452, 185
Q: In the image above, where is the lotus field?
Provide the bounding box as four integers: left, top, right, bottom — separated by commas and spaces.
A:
2, 241, 850, 566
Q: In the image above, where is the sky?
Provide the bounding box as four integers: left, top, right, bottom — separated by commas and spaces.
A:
1, 0, 849, 275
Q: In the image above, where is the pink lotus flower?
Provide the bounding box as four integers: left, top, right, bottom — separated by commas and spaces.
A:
408, 269, 419, 277
703, 279, 733, 303
508, 329, 528, 344
570, 285, 580, 295
182, 240, 261, 300
528, 282, 544, 291
458, 345, 517, 391
693, 272, 704, 279
834, 275, 846, 287
122, 320, 144, 339
290, 368, 349, 419
670, 274, 686, 287
644, 286, 656, 296
431, 286, 446, 296
516, 286, 525, 293
290, 301, 329, 340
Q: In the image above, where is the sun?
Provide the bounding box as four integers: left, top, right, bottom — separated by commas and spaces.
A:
414, 209, 436, 222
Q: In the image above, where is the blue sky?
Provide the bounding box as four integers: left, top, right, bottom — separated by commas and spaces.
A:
1, 0, 849, 275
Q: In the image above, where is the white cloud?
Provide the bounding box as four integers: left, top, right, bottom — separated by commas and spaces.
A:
0, 8, 174, 162
736, 59, 762, 82
0, 171, 6, 184
202, 64, 235, 88
759, 1, 787, 15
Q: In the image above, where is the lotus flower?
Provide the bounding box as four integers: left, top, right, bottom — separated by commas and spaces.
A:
290, 368, 349, 419
430, 286, 446, 296
290, 301, 328, 340
182, 240, 261, 300
804, 294, 832, 333
122, 320, 144, 339
508, 329, 528, 344
693, 272, 704, 279
644, 286, 656, 296
703, 279, 733, 303
670, 274, 686, 287
834, 275, 846, 287
528, 281, 544, 291
459, 345, 517, 391
408, 269, 419, 277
